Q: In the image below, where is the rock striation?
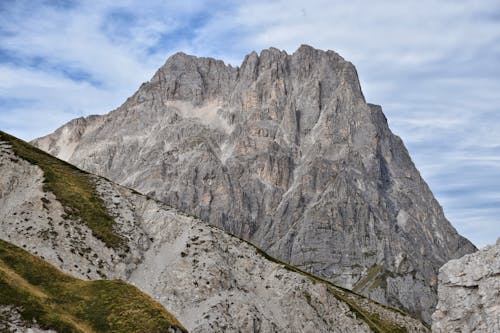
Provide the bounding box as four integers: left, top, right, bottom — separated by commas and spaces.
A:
432, 240, 500, 333
33, 45, 476, 323
0, 131, 429, 332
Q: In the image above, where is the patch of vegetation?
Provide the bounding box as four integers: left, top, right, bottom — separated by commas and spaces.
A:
0, 239, 187, 333
0, 131, 125, 250
368, 272, 393, 292
368, 277, 386, 291
327, 286, 408, 333
353, 264, 384, 292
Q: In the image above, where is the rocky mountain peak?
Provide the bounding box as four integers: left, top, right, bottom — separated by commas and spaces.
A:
143, 45, 363, 110
33, 45, 476, 324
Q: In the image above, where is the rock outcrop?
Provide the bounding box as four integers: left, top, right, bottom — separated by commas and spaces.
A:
33, 45, 476, 323
1, 131, 429, 332
0, 305, 56, 333
432, 239, 500, 333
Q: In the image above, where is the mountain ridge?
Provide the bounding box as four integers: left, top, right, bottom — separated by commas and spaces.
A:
32, 45, 476, 323
1, 130, 429, 332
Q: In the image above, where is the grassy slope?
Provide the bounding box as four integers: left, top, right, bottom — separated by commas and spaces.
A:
0, 239, 187, 333
0, 131, 125, 250
353, 264, 384, 292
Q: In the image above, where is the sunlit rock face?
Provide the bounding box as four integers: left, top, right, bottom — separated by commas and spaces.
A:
33, 45, 476, 323
432, 240, 500, 333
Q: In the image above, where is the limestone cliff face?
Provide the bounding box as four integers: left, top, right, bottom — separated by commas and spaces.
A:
432, 240, 500, 333
0, 132, 428, 333
33, 45, 476, 323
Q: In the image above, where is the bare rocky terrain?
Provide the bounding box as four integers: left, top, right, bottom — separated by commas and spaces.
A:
0, 132, 429, 332
0, 306, 55, 333
432, 239, 500, 333
33, 45, 476, 323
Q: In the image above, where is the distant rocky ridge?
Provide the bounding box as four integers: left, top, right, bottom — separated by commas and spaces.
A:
432, 239, 500, 333
0, 131, 429, 332
33, 45, 476, 323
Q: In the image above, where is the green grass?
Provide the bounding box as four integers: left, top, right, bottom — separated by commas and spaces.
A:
353, 264, 399, 295
0, 239, 187, 333
327, 287, 408, 333
353, 264, 384, 292
0, 131, 125, 250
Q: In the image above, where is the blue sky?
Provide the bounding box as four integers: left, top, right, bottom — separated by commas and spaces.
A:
1, 0, 499, 248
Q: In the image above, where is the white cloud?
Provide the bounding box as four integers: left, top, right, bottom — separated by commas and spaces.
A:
0, 0, 221, 137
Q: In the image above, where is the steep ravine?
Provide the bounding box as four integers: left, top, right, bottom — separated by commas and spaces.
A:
0, 131, 429, 332
33, 45, 476, 323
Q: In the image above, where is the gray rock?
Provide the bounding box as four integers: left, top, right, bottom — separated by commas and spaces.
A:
432, 241, 500, 333
0, 135, 429, 333
0, 306, 57, 333
33, 45, 476, 323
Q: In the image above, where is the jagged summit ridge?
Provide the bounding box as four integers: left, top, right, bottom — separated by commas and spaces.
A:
142, 44, 362, 110
33, 45, 476, 323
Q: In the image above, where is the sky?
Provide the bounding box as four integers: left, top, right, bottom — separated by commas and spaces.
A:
1, 0, 499, 248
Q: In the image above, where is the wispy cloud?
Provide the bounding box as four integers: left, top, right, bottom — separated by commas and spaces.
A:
0, 0, 226, 136
0, 0, 499, 247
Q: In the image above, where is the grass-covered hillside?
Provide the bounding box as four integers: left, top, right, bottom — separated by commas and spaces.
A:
0, 239, 187, 333
0, 130, 125, 250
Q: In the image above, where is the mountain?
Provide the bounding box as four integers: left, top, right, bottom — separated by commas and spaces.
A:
0, 238, 187, 333
432, 239, 500, 332
32, 45, 476, 323
0, 131, 430, 332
